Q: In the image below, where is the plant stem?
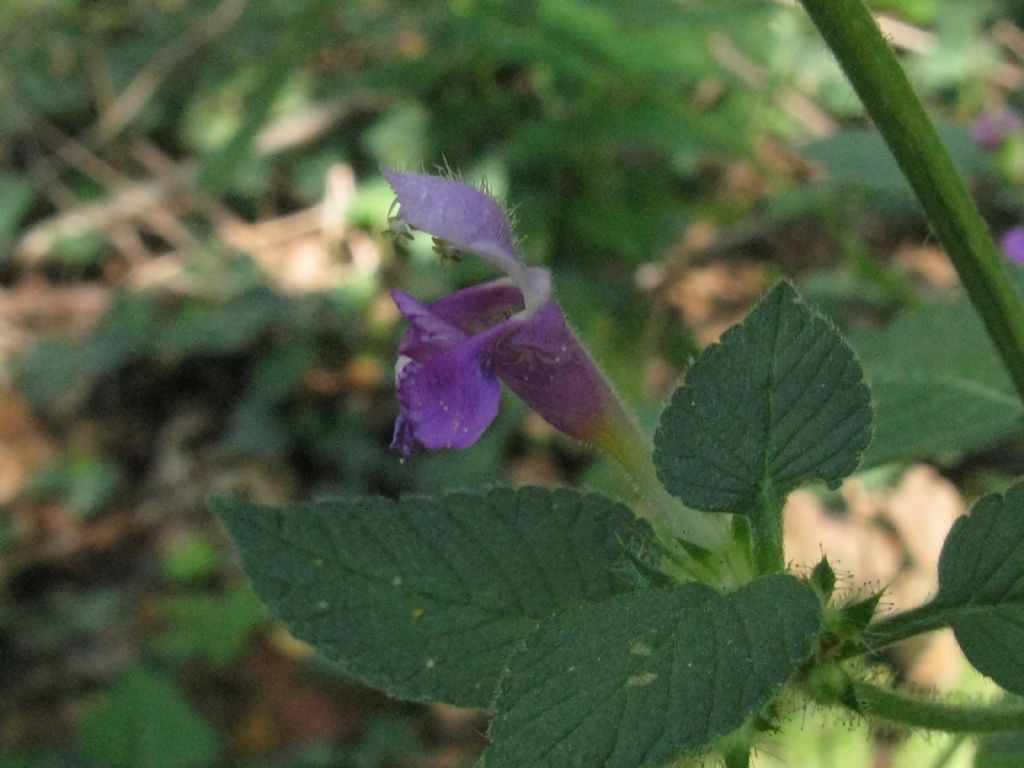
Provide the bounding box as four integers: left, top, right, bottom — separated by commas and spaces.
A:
722, 744, 751, 768
855, 601, 953, 654
797, 0, 1024, 405
719, 724, 755, 768
834, 600, 955, 660
852, 681, 1024, 733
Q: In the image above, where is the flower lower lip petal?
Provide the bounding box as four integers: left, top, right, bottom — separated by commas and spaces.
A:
394, 325, 507, 456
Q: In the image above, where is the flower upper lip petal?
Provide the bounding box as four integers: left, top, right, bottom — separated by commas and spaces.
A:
384, 169, 552, 312
383, 169, 520, 269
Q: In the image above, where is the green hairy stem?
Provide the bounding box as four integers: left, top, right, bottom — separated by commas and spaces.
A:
722, 746, 751, 768
852, 601, 953, 657
851, 681, 1024, 733
797, 0, 1024, 405
830, 600, 973, 663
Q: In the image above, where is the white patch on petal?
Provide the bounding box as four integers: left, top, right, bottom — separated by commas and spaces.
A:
520, 266, 552, 317
394, 355, 413, 385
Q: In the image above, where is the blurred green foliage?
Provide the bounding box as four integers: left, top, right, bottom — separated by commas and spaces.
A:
803, 124, 991, 200
151, 585, 264, 669
849, 270, 1024, 467
161, 533, 223, 585
4, 0, 1024, 766
9, 0, 1001, 272
76, 666, 219, 768
27, 454, 124, 519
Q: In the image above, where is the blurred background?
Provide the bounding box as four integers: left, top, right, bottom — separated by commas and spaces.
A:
3, 0, 1024, 766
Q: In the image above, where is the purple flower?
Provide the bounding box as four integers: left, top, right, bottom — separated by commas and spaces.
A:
385, 170, 625, 457
971, 108, 1023, 151
1001, 226, 1024, 265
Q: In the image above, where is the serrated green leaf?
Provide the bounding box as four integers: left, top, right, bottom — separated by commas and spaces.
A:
654, 281, 872, 513
482, 574, 821, 768
936, 483, 1024, 694
214, 487, 648, 709
76, 666, 218, 768
849, 286, 1022, 467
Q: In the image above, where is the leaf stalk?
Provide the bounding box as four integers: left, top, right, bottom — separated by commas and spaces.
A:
850, 680, 1024, 733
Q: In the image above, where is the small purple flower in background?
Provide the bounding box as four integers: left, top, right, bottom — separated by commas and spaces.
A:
971, 108, 1023, 151
385, 170, 628, 458
1001, 226, 1024, 265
